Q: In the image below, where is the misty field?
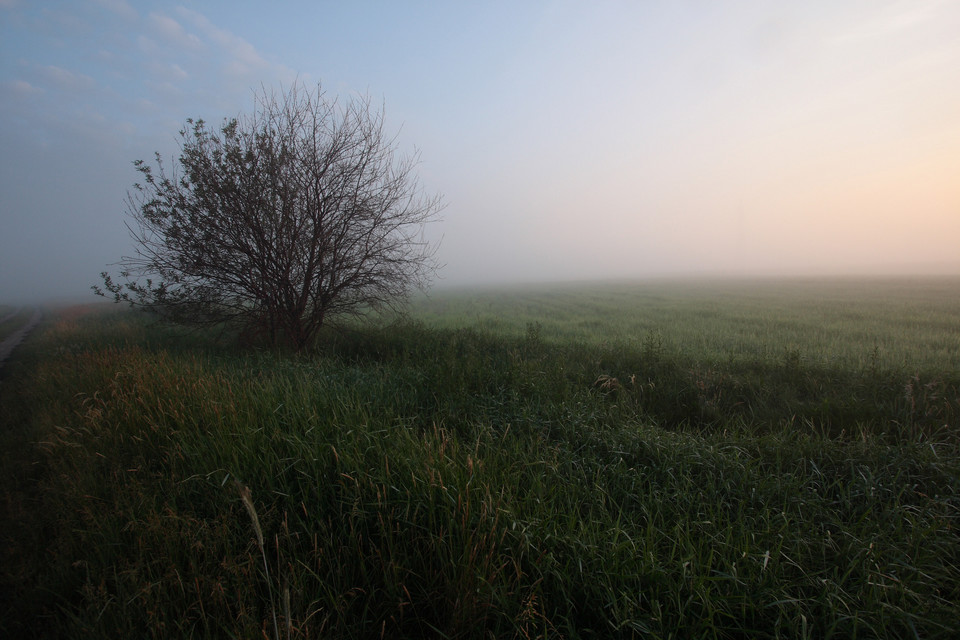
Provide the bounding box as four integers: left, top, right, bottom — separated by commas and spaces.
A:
1, 278, 958, 639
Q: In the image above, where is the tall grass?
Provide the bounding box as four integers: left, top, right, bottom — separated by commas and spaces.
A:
1, 281, 958, 638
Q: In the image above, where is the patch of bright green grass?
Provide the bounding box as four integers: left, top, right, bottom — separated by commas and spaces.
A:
414, 277, 960, 373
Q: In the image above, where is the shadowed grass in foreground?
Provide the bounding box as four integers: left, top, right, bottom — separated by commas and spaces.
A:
1, 288, 958, 638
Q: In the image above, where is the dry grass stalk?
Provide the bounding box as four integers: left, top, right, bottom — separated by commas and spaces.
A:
235, 480, 280, 639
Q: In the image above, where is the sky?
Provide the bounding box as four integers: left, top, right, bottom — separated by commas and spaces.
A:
2, 0, 959, 302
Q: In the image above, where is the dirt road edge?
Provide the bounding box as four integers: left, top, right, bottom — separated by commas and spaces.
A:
0, 308, 43, 374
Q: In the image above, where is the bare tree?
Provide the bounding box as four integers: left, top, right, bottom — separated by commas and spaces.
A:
96, 83, 443, 350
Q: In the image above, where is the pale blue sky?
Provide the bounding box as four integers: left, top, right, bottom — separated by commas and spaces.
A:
2, 1, 959, 301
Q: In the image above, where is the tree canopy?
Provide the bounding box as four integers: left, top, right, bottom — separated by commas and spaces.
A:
96, 84, 443, 350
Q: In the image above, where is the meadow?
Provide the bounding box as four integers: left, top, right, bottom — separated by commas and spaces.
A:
1, 277, 958, 639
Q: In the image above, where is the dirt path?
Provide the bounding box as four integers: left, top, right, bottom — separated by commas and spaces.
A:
0, 308, 22, 325
0, 307, 43, 374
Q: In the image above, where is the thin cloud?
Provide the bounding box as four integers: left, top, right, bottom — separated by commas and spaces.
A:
35, 65, 96, 92
6, 79, 43, 97
176, 8, 266, 71
143, 60, 189, 85
175, 6, 296, 82
147, 12, 202, 52
169, 63, 188, 80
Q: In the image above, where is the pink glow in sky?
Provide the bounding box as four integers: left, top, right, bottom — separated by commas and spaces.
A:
2, 1, 959, 300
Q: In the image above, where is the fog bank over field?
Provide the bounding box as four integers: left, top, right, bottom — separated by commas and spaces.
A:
2, 1, 959, 303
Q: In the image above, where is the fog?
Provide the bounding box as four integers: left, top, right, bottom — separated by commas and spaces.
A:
2, 1, 959, 303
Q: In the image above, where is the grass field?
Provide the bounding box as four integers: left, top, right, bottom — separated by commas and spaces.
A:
1, 278, 958, 638
414, 277, 960, 372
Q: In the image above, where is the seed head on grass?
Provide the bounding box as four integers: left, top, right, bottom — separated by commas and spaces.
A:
235, 479, 279, 639
237, 480, 264, 550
